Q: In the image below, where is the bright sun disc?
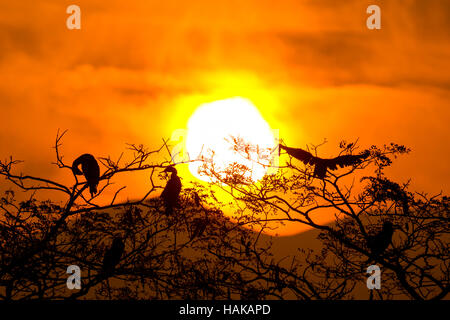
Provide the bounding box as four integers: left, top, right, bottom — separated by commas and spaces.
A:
185, 97, 276, 183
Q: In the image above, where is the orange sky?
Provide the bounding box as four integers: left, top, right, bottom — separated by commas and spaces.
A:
0, 1, 449, 234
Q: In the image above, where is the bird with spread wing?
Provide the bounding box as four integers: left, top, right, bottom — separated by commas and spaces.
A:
279, 144, 370, 179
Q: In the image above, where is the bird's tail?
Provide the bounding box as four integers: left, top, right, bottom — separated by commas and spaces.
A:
89, 183, 98, 197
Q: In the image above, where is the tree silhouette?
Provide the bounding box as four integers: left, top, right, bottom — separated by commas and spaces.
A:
197, 138, 449, 300
0, 132, 448, 300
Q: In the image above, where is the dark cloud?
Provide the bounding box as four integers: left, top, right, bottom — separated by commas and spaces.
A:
0, 24, 40, 60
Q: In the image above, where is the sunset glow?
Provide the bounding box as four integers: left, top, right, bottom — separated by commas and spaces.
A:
0, 0, 448, 239
185, 97, 276, 183
0, 1, 448, 303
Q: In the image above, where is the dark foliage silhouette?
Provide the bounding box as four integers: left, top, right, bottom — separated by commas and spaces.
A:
161, 166, 182, 215
72, 154, 100, 197
365, 177, 410, 215
279, 144, 370, 179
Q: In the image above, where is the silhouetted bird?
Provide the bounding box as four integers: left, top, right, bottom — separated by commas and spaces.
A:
161, 166, 182, 215
190, 218, 208, 240
192, 191, 201, 207
102, 237, 125, 275
279, 144, 370, 179
366, 221, 395, 259
72, 154, 100, 197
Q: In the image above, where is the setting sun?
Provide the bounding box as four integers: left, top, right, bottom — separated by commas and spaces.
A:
185, 97, 277, 183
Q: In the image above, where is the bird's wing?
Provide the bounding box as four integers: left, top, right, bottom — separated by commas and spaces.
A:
91, 158, 100, 178
193, 192, 201, 206
174, 176, 182, 194
82, 156, 100, 181
161, 185, 168, 200
161, 177, 181, 202
191, 218, 208, 239
330, 152, 369, 169
279, 145, 314, 165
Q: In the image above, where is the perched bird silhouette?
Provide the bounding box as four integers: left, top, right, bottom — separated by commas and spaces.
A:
102, 237, 125, 275
192, 191, 201, 207
190, 218, 208, 240
279, 144, 370, 179
161, 166, 182, 215
366, 221, 395, 260
72, 154, 100, 197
